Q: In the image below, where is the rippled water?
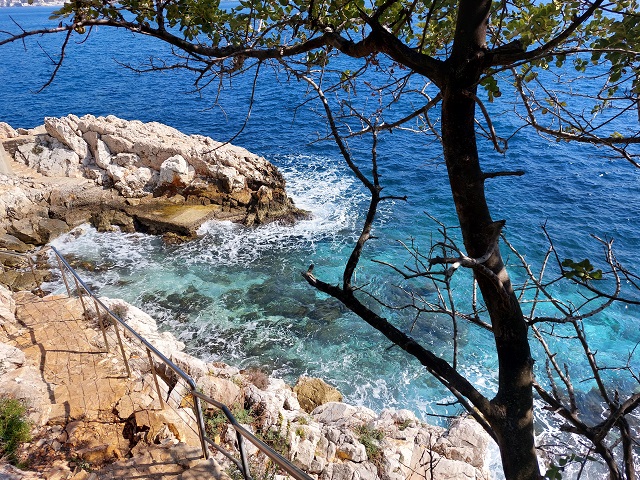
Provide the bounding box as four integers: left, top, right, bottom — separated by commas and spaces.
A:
2, 7, 640, 442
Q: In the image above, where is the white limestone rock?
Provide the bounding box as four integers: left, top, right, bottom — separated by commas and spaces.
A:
0, 122, 18, 139
408, 447, 479, 480
321, 461, 378, 480
5, 114, 304, 226
0, 186, 37, 222
114, 153, 139, 167
199, 375, 243, 407
83, 131, 112, 169
44, 116, 90, 162
244, 378, 295, 429
16, 139, 82, 178
71, 114, 284, 191
159, 155, 195, 187
168, 351, 243, 406
434, 416, 491, 471
106, 163, 155, 198
98, 298, 184, 357
0, 365, 52, 426
83, 165, 110, 186
0, 284, 15, 315
0, 342, 25, 376
335, 438, 367, 463
41, 146, 82, 178
312, 402, 377, 429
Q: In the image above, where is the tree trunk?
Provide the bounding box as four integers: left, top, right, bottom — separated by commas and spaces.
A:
440, 80, 540, 480
441, 1, 540, 478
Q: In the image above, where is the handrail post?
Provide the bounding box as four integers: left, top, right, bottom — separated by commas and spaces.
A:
191, 387, 210, 460
111, 315, 132, 378
26, 255, 42, 294
237, 431, 253, 480
55, 255, 72, 297
146, 347, 165, 409
94, 298, 110, 352
72, 275, 89, 318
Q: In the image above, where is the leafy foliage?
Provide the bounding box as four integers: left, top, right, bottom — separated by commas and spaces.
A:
544, 454, 595, 479
204, 404, 255, 438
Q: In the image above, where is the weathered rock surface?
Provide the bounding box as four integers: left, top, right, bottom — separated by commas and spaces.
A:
0, 122, 18, 139
0, 115, 309, 250
0, 286, 492, 480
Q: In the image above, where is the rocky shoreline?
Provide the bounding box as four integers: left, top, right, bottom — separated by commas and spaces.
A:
0, 287, 492, 479
0, 115, 308, 249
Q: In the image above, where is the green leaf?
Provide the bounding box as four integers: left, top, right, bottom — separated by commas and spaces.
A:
562, 259, 603, 281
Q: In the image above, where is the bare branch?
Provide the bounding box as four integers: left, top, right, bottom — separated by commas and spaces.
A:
483, 170, 525, 180
462, 89, 507, 153
301, 270, 495, 424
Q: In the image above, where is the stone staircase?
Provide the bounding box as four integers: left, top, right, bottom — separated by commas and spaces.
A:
0, 291, 226, 480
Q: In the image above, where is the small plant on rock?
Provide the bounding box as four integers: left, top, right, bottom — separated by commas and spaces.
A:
0, 397, 32, 464
110, 302, 129, 319
396, 419, 412, 431
354, 424, 385, 468
204, 404, 255, 439
69, 456, 93, 472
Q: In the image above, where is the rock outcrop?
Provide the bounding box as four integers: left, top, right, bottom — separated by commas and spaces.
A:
0, 115, 308, 247
0, 286, 493, 480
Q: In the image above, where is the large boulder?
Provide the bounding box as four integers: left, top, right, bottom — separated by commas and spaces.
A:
158, 155, 195, 188
294, 376, 343, 413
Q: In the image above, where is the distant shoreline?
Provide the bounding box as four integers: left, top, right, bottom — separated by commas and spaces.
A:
0, 2, 63, 7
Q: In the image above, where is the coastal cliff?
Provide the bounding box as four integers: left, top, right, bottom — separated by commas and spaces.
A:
0, 115, 308, 246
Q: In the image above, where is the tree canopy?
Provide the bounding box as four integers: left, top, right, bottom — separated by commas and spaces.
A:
2, 0, 640, 479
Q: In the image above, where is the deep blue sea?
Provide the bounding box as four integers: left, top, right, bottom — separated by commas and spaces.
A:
1, 7, 639, 467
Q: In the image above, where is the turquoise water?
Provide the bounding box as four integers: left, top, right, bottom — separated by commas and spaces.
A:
1, 7, 639, 436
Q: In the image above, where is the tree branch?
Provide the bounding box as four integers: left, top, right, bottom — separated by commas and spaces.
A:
301, 271, 495, 425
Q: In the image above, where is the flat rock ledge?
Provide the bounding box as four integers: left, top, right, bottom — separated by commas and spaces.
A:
0, 115, 309, 247
0, 287, 493, 480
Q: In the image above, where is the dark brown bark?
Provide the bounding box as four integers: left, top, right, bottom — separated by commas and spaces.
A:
439, 1, 539, 479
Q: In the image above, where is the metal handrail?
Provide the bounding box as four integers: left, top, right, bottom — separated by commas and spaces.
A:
42, 245, 313, 480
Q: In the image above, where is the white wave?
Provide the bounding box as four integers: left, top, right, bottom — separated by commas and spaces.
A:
188, 153, 368, 266
50, 225, 157, 268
